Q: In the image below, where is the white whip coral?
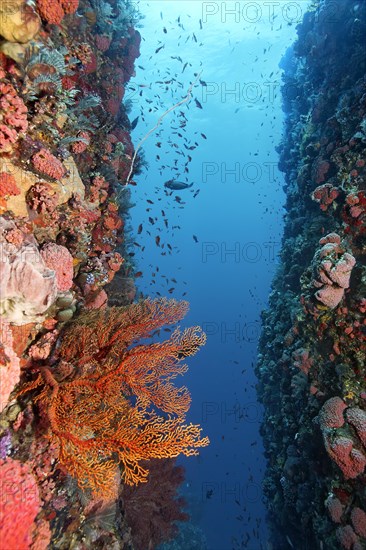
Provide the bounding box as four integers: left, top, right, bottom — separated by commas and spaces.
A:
125, 71, 202, 186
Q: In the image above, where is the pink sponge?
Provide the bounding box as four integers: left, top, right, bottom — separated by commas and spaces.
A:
351, 507, 366, 538
32, 149, 66, 180
346, 408, 366, 447
41, 243, 73, 291
0, 227, 58, 325
319, 397, 347, 429
324, 435, 366, 479
0, 458, 41, 549
336, 525, 359, 550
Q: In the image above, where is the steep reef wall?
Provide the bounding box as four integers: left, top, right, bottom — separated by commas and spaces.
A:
0, 2, 203, 549
256, 1, 366, 549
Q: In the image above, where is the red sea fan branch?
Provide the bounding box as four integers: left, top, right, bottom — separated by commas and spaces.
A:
18, 299, 209, 499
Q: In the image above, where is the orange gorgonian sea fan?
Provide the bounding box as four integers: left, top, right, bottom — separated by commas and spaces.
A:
19, 298, 209, 499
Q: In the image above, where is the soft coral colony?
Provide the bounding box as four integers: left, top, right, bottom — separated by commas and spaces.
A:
0, 1, 208, 548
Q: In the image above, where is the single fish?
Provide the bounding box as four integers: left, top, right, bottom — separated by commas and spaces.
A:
130, 116, 139, 130
164, 179, 193, 190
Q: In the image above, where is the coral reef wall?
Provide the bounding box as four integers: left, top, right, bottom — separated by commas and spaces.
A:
256, 1, 366, 549
0, 1, 206, 548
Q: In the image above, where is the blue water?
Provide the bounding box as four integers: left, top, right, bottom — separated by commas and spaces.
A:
127, 2, 311, 548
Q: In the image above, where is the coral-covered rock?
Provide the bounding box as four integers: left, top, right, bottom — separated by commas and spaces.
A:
0, 0, 40, 43
95, 34, 112, 52
1, 156, 85, 218
292, 347, 313, 374
26, 182, 58, 215
325, 494, 343, 523
31, 518, 52, 550
0, 80, 28, 153
71, 131, 90, 154
311, 182, 339, 210
40, 243, 73, 291
84, 288, 108, 309
27, 330, 58, 361
336, 525, 359, 550
0, 319, 21, 413
0, 172, 20, 198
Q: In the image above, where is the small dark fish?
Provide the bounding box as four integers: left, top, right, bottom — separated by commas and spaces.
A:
164, 179, 193, 190
146, 199, 154, 204
163, 27, 167, 33
195, 98, 203, 109
193, 235, 198, 243
155, 45, 165, 54
155, 236, 161, 246
201, 133, 207, 139
200, 79, 207, 86
130, 116, 139, 130
199, 19, 202, 29
148, 217, 155, 225
137, 223, 143, 234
